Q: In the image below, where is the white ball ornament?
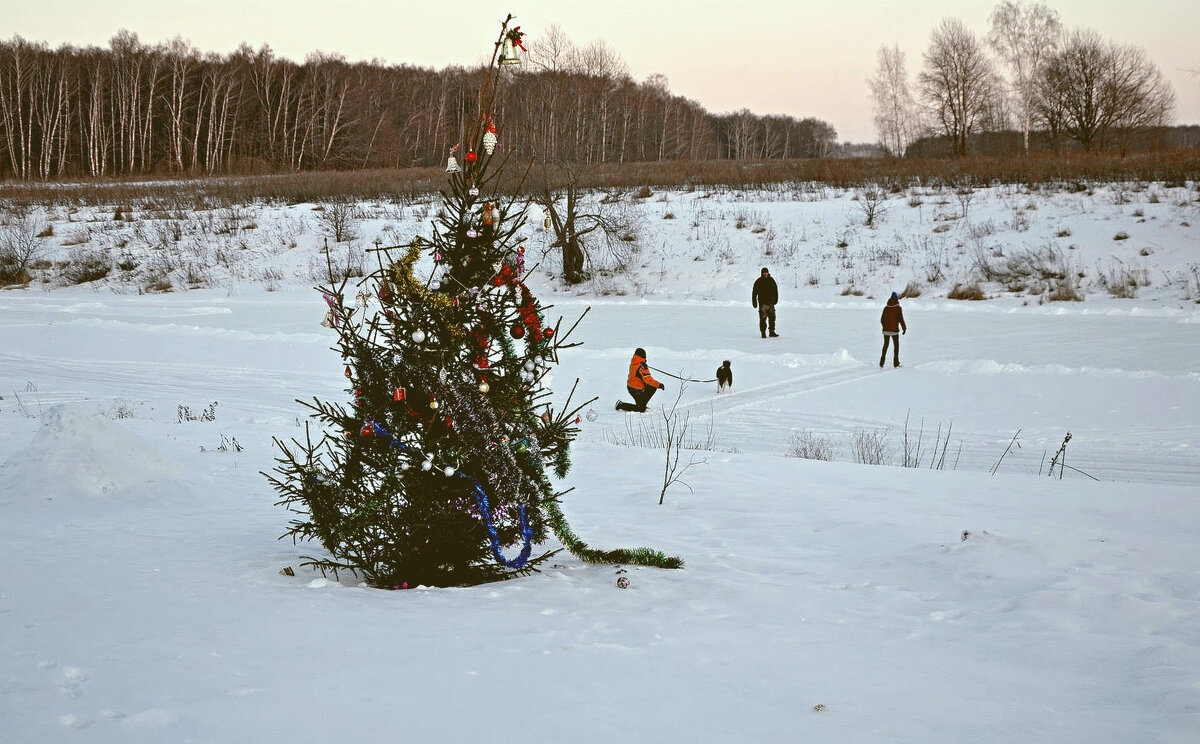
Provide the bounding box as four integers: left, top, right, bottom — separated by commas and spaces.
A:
420, 459, 433, 471
478, 381, 490, 394
430, 280, 441, 290
411, 330, 426, 343
443, 465, 456, 476
523, 360, 536, 372
585, 408, 599, 422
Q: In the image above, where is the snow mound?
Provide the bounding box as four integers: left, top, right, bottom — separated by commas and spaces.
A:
0, 406, 183, 502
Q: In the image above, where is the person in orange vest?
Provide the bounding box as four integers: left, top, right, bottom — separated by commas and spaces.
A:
616, 347, 665, 412
880, 291, 907, 368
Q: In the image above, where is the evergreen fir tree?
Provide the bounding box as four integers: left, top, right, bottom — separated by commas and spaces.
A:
266, 16, 681, 588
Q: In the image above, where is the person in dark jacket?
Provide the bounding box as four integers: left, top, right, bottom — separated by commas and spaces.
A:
880, 291, 907, 368
616, 347, 665, 412
751, 267, 779, 338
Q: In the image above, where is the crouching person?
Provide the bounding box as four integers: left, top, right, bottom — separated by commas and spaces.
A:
616, 347, 665, 412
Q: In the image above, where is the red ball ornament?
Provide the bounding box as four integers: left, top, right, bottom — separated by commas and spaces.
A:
360, 422, 375, 437
465, 150, 478, 163
510, 323, 525, 339
542, 328, 554, 340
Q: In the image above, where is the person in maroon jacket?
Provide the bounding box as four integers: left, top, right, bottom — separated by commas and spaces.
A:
879, 291, 907, 368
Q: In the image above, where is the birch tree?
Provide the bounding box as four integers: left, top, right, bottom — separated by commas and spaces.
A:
987, 0, 1061, 154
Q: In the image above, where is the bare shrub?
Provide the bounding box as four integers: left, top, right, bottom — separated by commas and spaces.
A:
973, 243, 1072, 293
0, 214, 47, 285
856, 182, 890, 227
786, 431, 837, 461
1097, 262, 1150, 298
60, 246, 111, 285
1046, 278, 1083, 302
849, 428, 892, 465
948, 282, 986, 300
901, 280, 922, 298
139, 268, 173, 293
315, 198, 360, 243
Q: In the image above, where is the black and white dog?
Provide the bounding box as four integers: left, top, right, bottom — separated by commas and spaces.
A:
715, 360, 733, 393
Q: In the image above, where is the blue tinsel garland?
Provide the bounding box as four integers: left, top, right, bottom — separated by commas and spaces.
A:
367, 420, 533, 569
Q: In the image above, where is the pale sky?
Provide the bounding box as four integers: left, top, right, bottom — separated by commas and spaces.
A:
6, 0, 1198, 144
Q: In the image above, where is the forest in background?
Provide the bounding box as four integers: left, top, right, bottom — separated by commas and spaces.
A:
0, 31, 839, 181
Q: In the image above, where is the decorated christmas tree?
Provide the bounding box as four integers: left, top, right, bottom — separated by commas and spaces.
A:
266, 16, 681, 588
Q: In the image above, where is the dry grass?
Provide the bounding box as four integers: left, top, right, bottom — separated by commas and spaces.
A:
3, 151, 1199, 207
947, 282, 987, 301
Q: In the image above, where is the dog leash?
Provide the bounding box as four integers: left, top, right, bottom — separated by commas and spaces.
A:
652, 367, 715, 384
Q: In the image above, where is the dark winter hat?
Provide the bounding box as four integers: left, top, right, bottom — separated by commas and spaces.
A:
761, 267, 770, 274
890, 291, 899, 300
635, 347, 647, 358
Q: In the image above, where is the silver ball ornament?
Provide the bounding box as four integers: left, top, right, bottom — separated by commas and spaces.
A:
585, 409, 599, 422
411, 330, 426, 343
443, 465, 456, 476
420, 459, 433, 471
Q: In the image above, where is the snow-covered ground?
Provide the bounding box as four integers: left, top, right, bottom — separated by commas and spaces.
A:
2, 182, 1199, 742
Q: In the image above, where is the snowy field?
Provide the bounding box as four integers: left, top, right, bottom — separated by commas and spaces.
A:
2, 182, 1199, 742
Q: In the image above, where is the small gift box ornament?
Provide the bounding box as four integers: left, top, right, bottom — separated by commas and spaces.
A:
393, 387, 406, 401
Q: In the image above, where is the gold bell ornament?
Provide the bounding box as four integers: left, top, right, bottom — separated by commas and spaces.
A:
543, 213, 552, 232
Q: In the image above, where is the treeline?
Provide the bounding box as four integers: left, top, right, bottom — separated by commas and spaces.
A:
870, 2, 1181, 158
906, 125, 1200, 158
0, 31, 838, 181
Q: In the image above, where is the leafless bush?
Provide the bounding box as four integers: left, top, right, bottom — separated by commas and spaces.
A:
856, 182, 890, 227
947, 282, 986, 300
786, 430, 837, 461
0, 214, 47, 285
60, 227, 92, 246
973, 243, 1072, 293
1097, 262, 1150, 298
953, 176, 976, 219
312, 240, 367, 281
315, 198, 360, 243
901, 412, 956, 469
849, 428, 892, 465
1046, 277, 1083, 302
60, 246, 111, 285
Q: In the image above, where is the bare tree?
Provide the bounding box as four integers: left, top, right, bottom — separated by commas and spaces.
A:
988, 1, 1062, 154
869, 44, 917, 156
536, 160, 636, 285
527, 24, 577, 72
918, 18, 1000, 156
1038, 30, 1174, 152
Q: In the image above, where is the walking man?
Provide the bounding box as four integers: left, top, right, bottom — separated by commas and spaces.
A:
752, 267, 779, 338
